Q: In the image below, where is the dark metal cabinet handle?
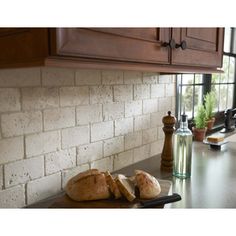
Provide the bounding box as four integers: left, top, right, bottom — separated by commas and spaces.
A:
162, 39, 176, 49
175, 40, 187, 50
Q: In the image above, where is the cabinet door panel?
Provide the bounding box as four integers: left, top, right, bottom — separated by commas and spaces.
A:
172, 28, 224, 67
0, 28, 49, 66
53, 28, 171, 64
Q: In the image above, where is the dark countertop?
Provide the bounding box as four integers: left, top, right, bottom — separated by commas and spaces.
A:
115, 133, 236, 208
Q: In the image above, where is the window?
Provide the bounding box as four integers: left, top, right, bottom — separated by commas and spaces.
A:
176, 28, 236, 129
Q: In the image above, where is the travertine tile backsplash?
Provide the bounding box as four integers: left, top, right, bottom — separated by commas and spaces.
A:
0, 67, 175, 207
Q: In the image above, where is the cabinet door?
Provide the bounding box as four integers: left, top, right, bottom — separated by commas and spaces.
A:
52, 28, 171, 64
0, 28, 49, 67
172, 28, 224, 68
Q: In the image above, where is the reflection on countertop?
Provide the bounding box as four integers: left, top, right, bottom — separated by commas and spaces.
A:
115, 132, 236, 208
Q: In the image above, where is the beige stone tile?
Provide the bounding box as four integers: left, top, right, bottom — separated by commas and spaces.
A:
42, 67, 75, 86
0, 67, 41, 87
76, 69, 102, 85
61, 126, 89, 149
91, 121, 113, 142
44, 107, 75, 131
26, 131, 61, 157
0, 137, 24, 165
1, 111, 42, 137
76, 104, 102, 125
0, 185, 25, 208
60, 87, 89, 107
77, 141, 103, 165
4, 156, 44, 188
113, 150, 133, 171
22, 88, 59, 110
45, 148, 76, 175
27, 172, 61, 205
103, 102, 124, 121
104, 136, 124, 157
102, 70, 123, 84
0, 88, 21, 112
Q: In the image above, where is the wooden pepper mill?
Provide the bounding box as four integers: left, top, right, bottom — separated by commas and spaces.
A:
160, 111, 176, 172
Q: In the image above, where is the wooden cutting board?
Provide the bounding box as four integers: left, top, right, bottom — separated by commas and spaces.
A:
41, 179, 172, 208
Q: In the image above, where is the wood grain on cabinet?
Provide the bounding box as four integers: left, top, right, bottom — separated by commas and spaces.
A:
50, 28, 171, 64
0, 27, 224, 73
0, 28, 49, 68
172, 28, 224, 68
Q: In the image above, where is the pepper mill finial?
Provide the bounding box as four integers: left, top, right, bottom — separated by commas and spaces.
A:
160, 111, 176, 172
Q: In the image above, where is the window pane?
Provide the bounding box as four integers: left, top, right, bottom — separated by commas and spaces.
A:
219, 85, 228, 110
195, 74, 203, 84
212, 73, 220, 83
224, 28, 231, 53
232, 28, 236, 54
193, 86, 203, 117
182, 74, 194, 84
227, 84, 234, 108
211, 84, 220, 112
221, 56, 230, 82
229, 57, 235, 82
181, 85, 193, 118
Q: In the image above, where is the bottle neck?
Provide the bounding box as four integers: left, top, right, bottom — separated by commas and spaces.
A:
180, 120, 188, 130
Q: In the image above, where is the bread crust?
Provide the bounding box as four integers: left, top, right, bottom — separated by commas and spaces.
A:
105, 171, 121, 199
66, 172, 110, 201
135, 170, 161, 199
70, 169, 100, 184
116, 174, 136, 202
207, 136, 224, 143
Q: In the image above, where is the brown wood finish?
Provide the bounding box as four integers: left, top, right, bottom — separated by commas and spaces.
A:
45, 57, 223, 73
0, 27, 224, 73
0, 28, 49, 67
160, 112, 176, 172
27, 179, 171, 208
172, 28, 224, 68
51, 28, 171, 64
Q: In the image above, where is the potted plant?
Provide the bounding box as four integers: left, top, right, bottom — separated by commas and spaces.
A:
204, 91, 216, 131
193, 104, 207, 142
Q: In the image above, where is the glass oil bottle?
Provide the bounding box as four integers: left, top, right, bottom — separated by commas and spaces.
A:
173, 113, 193, 178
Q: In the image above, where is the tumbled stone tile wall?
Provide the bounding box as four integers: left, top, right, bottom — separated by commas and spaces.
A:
0, 67, 175, 207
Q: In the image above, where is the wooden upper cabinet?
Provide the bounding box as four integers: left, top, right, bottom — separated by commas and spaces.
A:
0, 27, 224, 72
171, 28, 224, 68
0, 28, 49, 68
51, 28, 171, 64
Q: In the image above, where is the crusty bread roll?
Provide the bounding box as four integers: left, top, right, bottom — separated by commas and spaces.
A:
135, 170, 161, 199
116, 174, 136, 202
104, 171, 122, 199
207, 136, 224, 143
69, 169, 100, 184
65, 171, 110, 201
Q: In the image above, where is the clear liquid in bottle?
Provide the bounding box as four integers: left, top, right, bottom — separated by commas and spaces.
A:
173, 113, 192, 178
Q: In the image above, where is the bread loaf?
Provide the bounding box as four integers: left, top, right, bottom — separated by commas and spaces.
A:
116, 174, 136, 202
104, 171, 121, 199
65, 171, 110, 201
135, 170, 161, 199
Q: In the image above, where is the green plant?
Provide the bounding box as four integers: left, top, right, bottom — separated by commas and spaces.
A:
194, 104, 206, 129
204, 91, 216, 120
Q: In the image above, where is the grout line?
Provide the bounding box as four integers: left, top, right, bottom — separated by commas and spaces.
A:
74, 106, 77, 127
23, 135, 27, 159
2, 165, 6, 190
39, 67, 43, 87
24, 184, 28, 206
43, 155, 46, 176
19, 88, 23, 112
73, 69, 76, 86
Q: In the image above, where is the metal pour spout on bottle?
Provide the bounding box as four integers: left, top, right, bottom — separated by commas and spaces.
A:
173, 108, 193, 179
